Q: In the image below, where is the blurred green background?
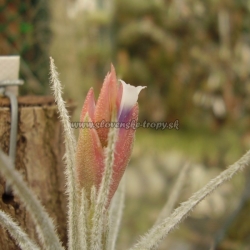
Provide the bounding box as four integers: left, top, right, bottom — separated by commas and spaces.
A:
1, 0, 250, 249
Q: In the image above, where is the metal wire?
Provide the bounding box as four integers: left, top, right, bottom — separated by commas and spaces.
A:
3, 90, 18, 195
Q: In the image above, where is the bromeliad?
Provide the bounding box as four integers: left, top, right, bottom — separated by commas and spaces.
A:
75, 65, 146, 206
0, 58, 249, 250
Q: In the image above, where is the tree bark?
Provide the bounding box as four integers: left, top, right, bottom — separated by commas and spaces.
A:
0, 96, 73, 249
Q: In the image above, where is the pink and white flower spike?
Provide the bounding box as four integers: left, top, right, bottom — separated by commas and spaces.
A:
75, 65, 146, 206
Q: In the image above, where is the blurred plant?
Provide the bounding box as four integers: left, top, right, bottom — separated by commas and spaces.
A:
119, 0, 250, 124
0, 0, 51, 94
65, 0, 114, 82
0, 58, 250, 249
60, 0, 250, 128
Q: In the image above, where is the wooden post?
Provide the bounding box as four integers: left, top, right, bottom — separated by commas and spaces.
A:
0, 96, 71, 249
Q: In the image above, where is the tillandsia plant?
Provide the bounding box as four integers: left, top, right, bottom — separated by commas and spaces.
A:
0, 57, 250, 250
75, 64, 146, 249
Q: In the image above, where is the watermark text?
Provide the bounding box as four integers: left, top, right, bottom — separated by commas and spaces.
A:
71, 119, 179, 130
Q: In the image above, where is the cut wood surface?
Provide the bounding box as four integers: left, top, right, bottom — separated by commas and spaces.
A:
0, 96, 73, 249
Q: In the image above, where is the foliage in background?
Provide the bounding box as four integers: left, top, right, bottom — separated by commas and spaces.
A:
0, 0, 51, 94
1, 0, 250, 127
64, 0, 250, 130
116, 0, 250, 128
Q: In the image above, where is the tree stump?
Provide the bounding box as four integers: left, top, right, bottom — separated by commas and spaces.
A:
0, 96, 72, 249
